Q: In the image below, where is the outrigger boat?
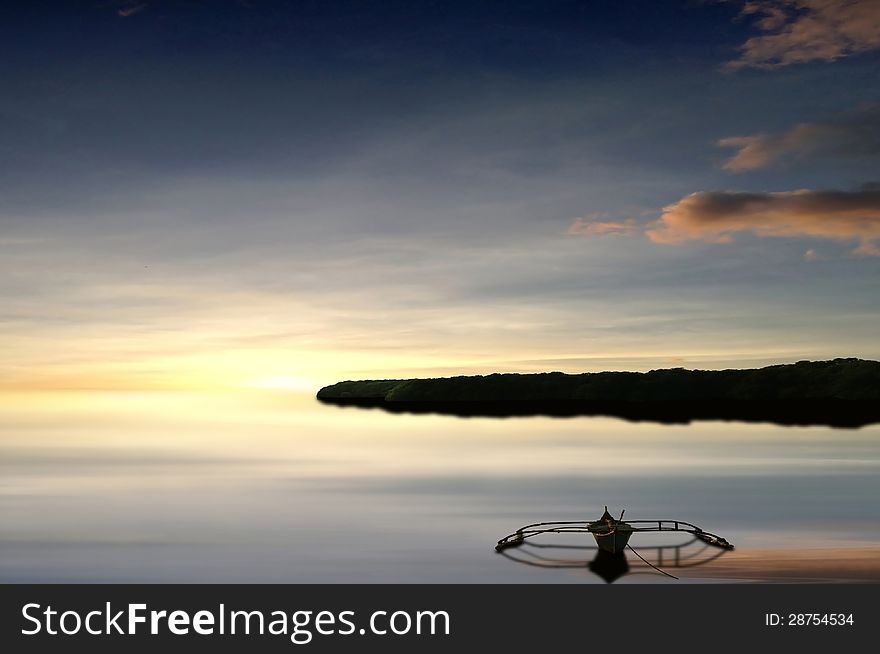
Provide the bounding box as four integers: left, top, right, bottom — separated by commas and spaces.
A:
495, 506, 733, 556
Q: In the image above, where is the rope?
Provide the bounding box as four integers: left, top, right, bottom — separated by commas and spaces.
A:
626, 544, 678, 580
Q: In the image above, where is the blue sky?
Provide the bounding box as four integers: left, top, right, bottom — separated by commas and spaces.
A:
1, 0, 878, 389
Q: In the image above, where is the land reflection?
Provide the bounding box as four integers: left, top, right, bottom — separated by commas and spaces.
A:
320, 397, 880, 429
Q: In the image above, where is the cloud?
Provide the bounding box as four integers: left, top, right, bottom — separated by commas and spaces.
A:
568, 213, 637, 236
117, 3, 148, 17
718, 104, 880, 171
727, 0, 880, 69
853, 241, 880, 256
646, 187, 880, 255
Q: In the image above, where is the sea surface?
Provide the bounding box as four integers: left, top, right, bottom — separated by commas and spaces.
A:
2, 391, 879, 583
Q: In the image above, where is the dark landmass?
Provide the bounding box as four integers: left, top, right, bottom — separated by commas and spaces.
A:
316, 358, 880, 428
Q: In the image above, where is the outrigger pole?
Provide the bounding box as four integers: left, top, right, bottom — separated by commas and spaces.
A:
495, 514, 734, 553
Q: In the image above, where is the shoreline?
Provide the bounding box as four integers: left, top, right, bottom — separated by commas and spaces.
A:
317, 359, 880, 427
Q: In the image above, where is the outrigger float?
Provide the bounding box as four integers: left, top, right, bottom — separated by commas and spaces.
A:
495, 507, 734, 556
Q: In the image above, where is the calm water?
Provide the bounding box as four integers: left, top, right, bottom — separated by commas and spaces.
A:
2, 391, 879, 583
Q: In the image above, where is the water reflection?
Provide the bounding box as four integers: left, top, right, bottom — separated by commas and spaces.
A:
1, 391, 879, 582
320, 396, 880, 428
496, 533, 733, 583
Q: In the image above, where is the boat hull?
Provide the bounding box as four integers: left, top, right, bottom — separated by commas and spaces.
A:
592, 526, 633, 554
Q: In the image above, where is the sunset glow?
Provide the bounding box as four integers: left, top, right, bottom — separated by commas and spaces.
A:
2, 0, 880, 592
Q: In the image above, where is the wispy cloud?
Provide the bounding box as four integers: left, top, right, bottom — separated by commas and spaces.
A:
567, 213, 637, 236
646, 187, 880, 255
718, 104, 880, 171
727, 0, 880, 69
853, 241, 880, 256
117, 3, 148, 18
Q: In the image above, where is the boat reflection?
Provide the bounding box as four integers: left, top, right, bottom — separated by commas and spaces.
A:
497, 533, 732, 583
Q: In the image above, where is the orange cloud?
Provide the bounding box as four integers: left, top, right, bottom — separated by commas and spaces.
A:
568, 214, 637, 236
727, 0, 880, 69
646, 188, 880, 255
718, 105, 880, 171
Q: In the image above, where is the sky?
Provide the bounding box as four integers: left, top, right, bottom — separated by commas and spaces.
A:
1, 0, 879, 391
